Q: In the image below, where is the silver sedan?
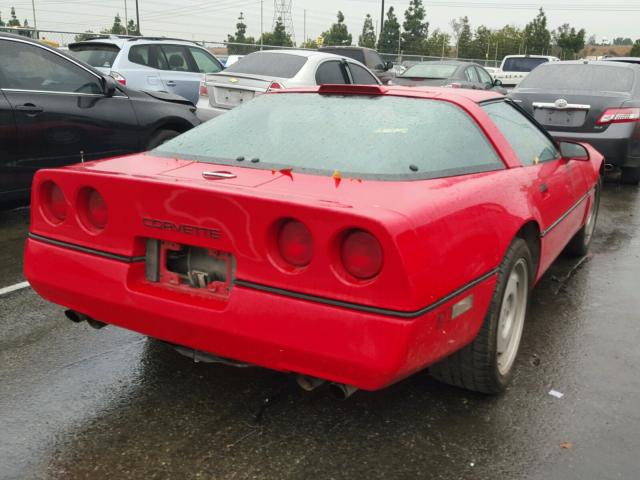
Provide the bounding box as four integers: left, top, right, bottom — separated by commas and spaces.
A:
196, 50, 381, 120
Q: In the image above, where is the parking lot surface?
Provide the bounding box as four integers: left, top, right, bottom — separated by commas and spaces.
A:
1, 181, 639, 480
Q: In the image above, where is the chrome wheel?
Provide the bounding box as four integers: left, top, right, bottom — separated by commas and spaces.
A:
496, 258, 529, 376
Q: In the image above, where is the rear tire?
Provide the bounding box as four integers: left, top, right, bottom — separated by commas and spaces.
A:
621, 167, 640, 185
146, 129, 180, 150
566, 177, 601, 256
430, 238, 532, 394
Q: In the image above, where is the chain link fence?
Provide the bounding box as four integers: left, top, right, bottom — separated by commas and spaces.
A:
1, 27, 500, 68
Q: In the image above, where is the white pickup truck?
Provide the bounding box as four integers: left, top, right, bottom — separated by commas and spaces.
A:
493, 55, 560, 89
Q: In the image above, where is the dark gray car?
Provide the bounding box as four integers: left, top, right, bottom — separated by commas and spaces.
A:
318, 46, 394, 84
392, 61, 505, 92
509, 60, 640, 184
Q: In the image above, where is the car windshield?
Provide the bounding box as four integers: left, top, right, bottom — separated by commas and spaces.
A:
402, 64, 457, 79
502, 57, 548, 72
154, 94, 503, 181
519, 64, 635, 92
69, 44, 120, 68
224, 52, 308, 79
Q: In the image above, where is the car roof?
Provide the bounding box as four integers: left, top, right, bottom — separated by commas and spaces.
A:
278, 84, 502, 104
539, 59, 638, 69
407, 60, 477, 67
603, 57, 640, 63
70, 36, 205, 49
250, 49, 350, 60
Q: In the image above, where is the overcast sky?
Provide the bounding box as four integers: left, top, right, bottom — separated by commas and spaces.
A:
4, 0, 639, 44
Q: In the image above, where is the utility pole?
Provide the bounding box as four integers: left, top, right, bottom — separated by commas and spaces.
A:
135, 0, 140, 35
260, 0, 264, 50
31, 0, 38, 39
397, 28, 401, 59
303, 9, 306, 45
380, 0, 385, 37
124, 0, 129, 35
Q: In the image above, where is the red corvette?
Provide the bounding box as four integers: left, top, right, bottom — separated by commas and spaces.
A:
24, 85, 602, 396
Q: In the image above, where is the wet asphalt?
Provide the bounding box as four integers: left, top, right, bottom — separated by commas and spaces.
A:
1, 180, 639, 480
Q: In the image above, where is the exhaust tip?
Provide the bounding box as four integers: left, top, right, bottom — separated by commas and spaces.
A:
328, 383, 359, 400
64, 310, 83, 323
296, 374, 326, 392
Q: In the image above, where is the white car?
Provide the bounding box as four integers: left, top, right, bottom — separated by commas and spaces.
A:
493, 55, 559, 89
197, 50, 380, 119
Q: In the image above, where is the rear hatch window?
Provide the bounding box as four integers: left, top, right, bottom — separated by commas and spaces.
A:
519, 64, 635, 93
68, 43, 120, 68
502, 57, 549, 72
224, 53, 307, 79
155, 93, 503, 181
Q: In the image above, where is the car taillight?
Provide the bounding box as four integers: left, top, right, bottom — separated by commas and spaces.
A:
340, 230, 383, 280
78, 187, 108, 232
111, 71, 126, 86
199, 80, 208, 97
41, 181, 67, 224
267, 81, 284, 92
596, 108, 640, 125
277, 219, 313, 267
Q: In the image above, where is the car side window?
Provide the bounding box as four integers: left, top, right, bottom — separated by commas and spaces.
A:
0, 40, 102, 94
315, 61, 348, 85
464, 67, 479, 83
188, 47, 223, 74
476, 67, 493, 86
159, 45, 191, 72
484, 101, 560, 166
128, 45, 168, 69
348, 63, 379, 85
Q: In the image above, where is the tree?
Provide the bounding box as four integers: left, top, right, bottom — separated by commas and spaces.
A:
259, 17, 293, 47
613, 37, 633, 46
631, 39, 640, 57
586, 34, 597, 46
300, 38, 318, 49
227, 12, 256, 54
378, 6, 400, 54
322, 11, 352, 46
523, 8, 551, 55
127, 19, 139, 36
424, 29, 451, 57
102, 14, 126, 35
401, 0, 428, 54
553, 24, 586, 59
469, 25, 492, 60
358, 14, 376, 48
455, 16, 473, 58
7, 7, 21, 27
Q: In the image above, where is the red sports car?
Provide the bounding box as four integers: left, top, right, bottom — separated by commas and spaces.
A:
24, 85, 602, 397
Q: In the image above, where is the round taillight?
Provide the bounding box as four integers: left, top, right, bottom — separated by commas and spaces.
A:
340, 230, 383, 280
78, 187, 108, 231
277, 219, 313, 267
41, 181, 67, 224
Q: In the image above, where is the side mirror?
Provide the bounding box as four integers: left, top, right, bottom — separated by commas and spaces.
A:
559, 141, 590, 161
385, 61, 394, 71
103, 75, 118, 97
493, 78, 503, 87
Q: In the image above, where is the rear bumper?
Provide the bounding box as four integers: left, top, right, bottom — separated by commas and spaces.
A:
24, 237, 496, 390
548, 124, 640, 168
195, 98, 229, 122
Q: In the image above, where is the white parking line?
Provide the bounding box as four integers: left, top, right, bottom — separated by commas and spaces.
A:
0, 281, 31, 297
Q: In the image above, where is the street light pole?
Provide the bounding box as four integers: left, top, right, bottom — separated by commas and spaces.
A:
124, 0, 129, 35
380, 0, 385, 37
31, 0, 38, 39
260, 0, 264, 50
135, 0, 140, 35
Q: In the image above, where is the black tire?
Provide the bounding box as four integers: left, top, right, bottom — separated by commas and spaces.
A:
146, 129, 180, 150
430, 238, 533, 394
566, 177, 601, 256
621, 166, 640, 186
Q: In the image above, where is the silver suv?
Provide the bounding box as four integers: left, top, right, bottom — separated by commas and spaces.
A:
68, 36, 224, 105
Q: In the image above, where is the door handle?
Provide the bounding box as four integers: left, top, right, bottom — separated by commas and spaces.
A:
15, 103, 44, 115
165, 81, 177, 87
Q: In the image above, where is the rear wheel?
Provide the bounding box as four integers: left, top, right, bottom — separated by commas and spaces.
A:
566, 177, 601, 256
621, 167, 640, 185
430, 238, 532, 394
146, 129, 180, 150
